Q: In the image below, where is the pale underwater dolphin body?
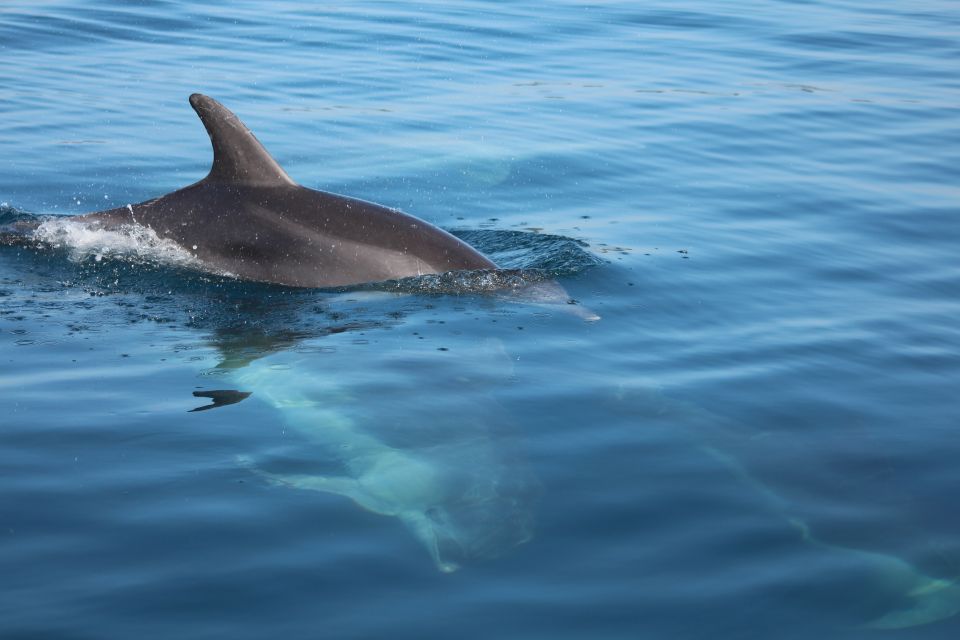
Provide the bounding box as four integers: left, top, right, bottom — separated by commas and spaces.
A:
701, 445, 960, 630
230, 346, 537, 573
611, 384, 960, 630
67, 93, 495, 287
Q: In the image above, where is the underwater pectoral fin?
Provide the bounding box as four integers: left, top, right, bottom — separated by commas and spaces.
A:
236, 455, 361, 499
190, 389, 252, 412
236, 456, 463, 573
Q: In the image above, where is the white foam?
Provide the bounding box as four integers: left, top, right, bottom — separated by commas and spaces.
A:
32, 218, 202, 269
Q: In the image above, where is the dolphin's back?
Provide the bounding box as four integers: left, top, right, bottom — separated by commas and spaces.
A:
77, 94, 496, 288
134, 182, 494, 287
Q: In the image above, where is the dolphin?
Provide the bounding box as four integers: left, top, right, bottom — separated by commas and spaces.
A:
229, 344, 538, 573
610, 385, 960, 630
74, 93, 497, 288
701, 444, 960, 630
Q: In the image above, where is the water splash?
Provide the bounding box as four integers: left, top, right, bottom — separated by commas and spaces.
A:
31, 217, 204, 269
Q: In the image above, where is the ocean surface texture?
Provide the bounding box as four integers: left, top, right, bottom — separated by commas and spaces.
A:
1, 1, 958, 638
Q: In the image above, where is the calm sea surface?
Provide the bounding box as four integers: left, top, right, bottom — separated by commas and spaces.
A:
2, 1, 959, 638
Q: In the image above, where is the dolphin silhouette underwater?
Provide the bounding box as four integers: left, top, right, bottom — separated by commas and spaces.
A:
223, 338, 538, 574
620, 386, 960, 630
72, 93, 498, 288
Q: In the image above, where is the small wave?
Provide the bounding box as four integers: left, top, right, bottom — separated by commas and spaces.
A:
31, 218, 203, 269
0, 206, 41, 246
450, 229, 604, 274
0, 203, 39, 226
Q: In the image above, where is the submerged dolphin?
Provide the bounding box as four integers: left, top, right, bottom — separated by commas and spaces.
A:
609, 385, 960, 630
76, 94, 496, 287
700, 444, 960, 630
230, 347, 537, 573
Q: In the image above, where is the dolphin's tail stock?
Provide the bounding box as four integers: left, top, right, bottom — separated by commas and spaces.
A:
700, 445, 960, 630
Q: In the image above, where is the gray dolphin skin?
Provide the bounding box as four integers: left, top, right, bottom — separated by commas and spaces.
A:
77, 94, 497, 287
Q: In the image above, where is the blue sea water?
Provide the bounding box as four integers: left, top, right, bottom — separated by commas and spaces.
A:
2, 1, 959, 638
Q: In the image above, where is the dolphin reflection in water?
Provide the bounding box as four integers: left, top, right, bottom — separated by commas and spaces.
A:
216, 336, 537, 573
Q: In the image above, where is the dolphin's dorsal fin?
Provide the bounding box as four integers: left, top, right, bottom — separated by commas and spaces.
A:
189, 93, 295, 187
